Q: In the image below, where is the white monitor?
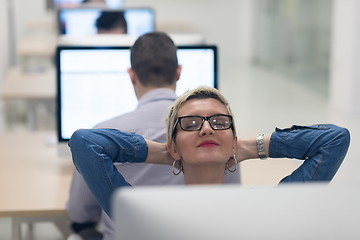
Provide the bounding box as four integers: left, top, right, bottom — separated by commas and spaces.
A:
57, 8, 155, 37
56, 45, 218, 142
113, 184, 360, 240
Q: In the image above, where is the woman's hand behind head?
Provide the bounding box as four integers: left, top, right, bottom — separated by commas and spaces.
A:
144, 140, 174, 166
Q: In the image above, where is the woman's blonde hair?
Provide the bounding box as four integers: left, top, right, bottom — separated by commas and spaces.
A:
166, 86, 236, 144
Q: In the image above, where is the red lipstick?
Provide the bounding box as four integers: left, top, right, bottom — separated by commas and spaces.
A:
197, 140, 219, 147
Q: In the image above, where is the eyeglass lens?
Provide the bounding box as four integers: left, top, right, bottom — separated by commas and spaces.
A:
179, 115, 231, 131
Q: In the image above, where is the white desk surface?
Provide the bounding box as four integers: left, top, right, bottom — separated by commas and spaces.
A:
0, 67, 55, 100
0, 131, 72, 217
17, 35, 56, 57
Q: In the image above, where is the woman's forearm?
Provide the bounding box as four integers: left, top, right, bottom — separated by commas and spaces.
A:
69, 128, 148, 217
270, 124, 350, 182
236, 124, 350, 183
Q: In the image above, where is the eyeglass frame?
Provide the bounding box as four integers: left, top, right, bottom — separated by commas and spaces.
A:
171, 114, 234, 139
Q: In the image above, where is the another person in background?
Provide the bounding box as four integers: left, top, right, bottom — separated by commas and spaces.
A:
95, 11, 127, 34
66, 33, 240, 240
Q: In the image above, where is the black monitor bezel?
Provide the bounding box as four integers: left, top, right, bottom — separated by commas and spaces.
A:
56, 45, 218, 142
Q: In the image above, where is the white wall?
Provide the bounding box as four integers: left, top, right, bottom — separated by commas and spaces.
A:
0, 0, 9, 81
13, 0, 52, 40
330, 0, 360, 117
0, 0, 10, 133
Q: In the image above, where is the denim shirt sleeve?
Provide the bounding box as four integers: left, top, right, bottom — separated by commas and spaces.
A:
68, 128, 148, 217
269, 124, 350, 183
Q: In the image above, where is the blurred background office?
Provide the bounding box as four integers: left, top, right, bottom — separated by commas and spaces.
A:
0, 0, 359, 239
1, 0, 360, 194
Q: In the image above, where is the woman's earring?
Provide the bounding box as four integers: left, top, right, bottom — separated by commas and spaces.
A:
172, 160, 183, 175
226, 155, 238, 173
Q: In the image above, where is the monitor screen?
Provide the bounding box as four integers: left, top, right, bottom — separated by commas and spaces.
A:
56, 45, 218, 142
57, 8, 155, 37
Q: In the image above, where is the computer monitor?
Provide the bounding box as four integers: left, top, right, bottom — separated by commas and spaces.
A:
56, 45, 218, 142
113, 184, 360, 240
57, 8, 155, 37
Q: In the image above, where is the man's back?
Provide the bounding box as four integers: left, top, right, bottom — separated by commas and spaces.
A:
95, 88, 184, 186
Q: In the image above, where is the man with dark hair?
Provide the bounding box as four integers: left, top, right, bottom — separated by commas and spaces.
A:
95, 11, 127, 34
66, 32, 240, 240
130, 33, 178, 86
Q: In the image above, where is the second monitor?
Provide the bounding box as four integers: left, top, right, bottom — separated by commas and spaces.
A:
57, 8, 155, 37
56, 45, 218, 142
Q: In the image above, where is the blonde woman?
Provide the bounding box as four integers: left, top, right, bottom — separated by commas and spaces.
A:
69, 86, 350, 217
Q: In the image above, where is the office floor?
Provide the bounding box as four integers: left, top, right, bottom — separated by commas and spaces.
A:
0, 64, 359, 239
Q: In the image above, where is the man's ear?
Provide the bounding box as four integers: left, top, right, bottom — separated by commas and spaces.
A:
175, 65, 182, 81
128, 68, 137, 85
167, 141, 181, 160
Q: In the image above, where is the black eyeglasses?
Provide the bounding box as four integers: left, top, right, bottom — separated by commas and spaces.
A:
173, 114, 233, 134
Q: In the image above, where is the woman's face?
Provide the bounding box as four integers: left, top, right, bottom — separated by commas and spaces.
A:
169, 98, 236, 167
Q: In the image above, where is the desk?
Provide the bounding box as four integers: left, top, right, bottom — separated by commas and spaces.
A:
0, 67, 56, 130
0, 131, 73, 239
0, 67, 55, 99
17, 35, 56, 58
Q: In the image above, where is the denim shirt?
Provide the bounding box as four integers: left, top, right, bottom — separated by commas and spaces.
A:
270, 124, 350, 182
69, 124, 350, 218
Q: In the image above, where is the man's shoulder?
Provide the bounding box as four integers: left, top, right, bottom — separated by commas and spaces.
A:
94, 105, 168, 132
94, 111, 138, 129
94, 89, 175, 133
94, 110, 167, 142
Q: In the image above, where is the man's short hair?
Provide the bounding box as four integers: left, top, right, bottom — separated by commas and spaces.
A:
95, 11, 127, 33
130, 32, 178, 87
